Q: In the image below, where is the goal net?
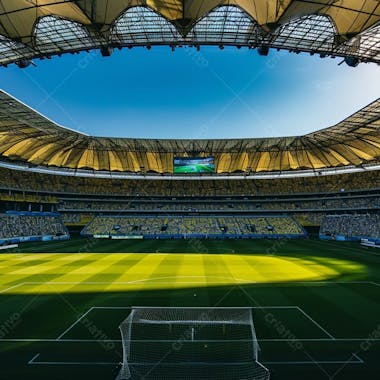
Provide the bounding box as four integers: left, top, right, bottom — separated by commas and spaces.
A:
116, 307, 270, 380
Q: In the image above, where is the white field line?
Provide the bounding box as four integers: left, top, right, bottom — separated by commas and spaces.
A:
92, 305, 336, 340
28, 353, 117, 366
4, 277, 253, 286
296, 306, 335, 340
259, 338, 374, 342
54, 305, 300, 341
0, 280, 379, 295
0, 282, 25, 294
262, 355, 363, 365
28, 353, 40, 364
0, 281, 376, 344
56, 307, 94, 340
22, 280, 380, 286
92, 306, 299, 310
29, 361, 117, 365
3, 337, 380, 343
360, 249, 380, 257
27, 356, 364, 366
18, 304, 338, 343
352, 353, 365, 363
26, 275, 254, 284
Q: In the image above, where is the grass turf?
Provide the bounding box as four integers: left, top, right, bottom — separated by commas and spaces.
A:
173, 164, 214, 173
0, 238, 379, 379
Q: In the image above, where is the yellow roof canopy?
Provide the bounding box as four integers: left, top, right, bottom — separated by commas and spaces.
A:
0, 0, 379, 66
0, 90, 379, 174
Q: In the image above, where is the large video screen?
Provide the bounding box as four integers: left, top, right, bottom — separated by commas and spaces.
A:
174, 157, 215, 174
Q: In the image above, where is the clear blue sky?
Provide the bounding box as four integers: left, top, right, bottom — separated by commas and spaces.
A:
0, 47, 379, 139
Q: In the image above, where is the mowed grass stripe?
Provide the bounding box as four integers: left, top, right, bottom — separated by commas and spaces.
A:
20, 254, 116, 294
102, 254, 169, 292
0, 253, 95, 288
223, 254, 266, 283
268, 256, 338, 282
153, 254, 184, 288
175, 254, 207, 284
84, 253, 151, 286
144, 254, 186, 306
0, 253, 370, 295
59, 254, 143, 294
5, 253, 90, 275
0, 239, 379, 380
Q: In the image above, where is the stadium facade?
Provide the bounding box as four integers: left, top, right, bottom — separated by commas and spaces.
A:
0, 1, 379, 244
0, 91, 379, 244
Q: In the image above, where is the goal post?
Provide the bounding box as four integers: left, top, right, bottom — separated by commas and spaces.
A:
116, 307, 270, 380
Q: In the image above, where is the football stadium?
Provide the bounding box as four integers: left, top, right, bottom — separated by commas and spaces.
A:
0, 1, 380, 380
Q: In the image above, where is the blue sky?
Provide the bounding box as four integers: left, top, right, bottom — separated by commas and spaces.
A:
0, 47, 379, 139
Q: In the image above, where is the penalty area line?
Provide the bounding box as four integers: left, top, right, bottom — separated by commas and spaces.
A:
296, 306, 335, 340
352, 353, 364, 363
27, 356, 364, 366
4, 337, 380, 343
28, 353, 118, 366
91, 305, 299, 310
56, 307, 94, 340
28, 353, 40, 364
262, 354, 363, 365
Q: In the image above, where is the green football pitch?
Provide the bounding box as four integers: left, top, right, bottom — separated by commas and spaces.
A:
0, 238, 379, 379
174, 164, 214, 173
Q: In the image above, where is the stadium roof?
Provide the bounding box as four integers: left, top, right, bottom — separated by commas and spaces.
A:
0, 1, 379, 67
0, 90, 379, 174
